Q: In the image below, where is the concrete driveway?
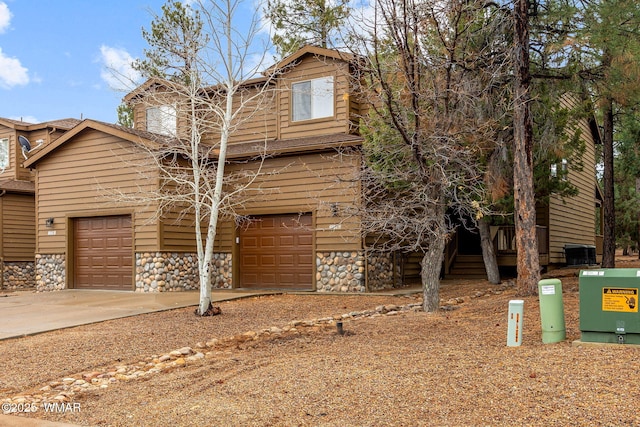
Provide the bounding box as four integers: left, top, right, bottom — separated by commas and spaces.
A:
0, 289, 267, 340
0, 289, 275, 426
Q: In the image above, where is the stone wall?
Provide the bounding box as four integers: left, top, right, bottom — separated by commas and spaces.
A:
135, 252, 232, 293
316, 251, 365, 292
211, 253, 232, 289
2, 261, 35, 290
366, 251, 395, 291
33, 250, 396, 293
35, 254, 66, 292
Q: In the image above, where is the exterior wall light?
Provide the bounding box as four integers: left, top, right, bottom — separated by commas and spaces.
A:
45, 218, 54, 227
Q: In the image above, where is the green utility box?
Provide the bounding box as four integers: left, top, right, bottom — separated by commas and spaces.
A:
579, 269, 640, 344
538, 279, 566, 343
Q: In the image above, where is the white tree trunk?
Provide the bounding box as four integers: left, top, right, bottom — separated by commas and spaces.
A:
197, 84, 234, 315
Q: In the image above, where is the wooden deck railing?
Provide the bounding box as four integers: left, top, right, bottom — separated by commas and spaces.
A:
494, 225, 549, 255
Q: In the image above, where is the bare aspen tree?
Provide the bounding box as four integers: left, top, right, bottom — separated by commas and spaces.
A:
121, 0, 275, 315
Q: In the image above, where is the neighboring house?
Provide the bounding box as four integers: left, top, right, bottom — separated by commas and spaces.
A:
0, 118, 79, 289
23, 45, 602, 292
444, 96, 603, 279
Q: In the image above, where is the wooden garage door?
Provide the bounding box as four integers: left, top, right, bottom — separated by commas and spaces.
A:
239, 214, 313, 290
74, 215, 132, 290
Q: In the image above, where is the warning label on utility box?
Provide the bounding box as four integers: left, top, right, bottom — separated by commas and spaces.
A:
602, 288, 638, 312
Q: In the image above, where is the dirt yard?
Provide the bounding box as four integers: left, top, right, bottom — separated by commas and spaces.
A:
2, 256, 640, 426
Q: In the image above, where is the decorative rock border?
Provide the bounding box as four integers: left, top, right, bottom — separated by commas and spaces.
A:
2, 261, 35, 290
1, 301, 425, 413
2, 284, 518, 411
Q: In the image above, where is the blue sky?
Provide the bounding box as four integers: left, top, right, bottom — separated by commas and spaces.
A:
0, 1, 209, 124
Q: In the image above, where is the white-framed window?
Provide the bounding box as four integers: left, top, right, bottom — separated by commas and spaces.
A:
291, 76, 334, 122
0, 138, 9, 171
550, 158, 568, 180
146, 104, 177, 136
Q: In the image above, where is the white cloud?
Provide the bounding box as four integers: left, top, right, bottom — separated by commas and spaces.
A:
99, 45, 142, 92
0, 47, 29, 89
0, 2, 11, 34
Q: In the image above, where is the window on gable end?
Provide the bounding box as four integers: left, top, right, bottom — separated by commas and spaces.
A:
292, 76, 334, 122
146, 104, 177, 137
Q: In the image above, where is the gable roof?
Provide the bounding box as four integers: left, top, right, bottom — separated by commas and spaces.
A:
23, 119, 176, 168
265, 45, 355, 76
122, 77, 176, 103
123, 46, 354, 104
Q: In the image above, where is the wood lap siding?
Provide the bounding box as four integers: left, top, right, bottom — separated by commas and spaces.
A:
278, 58, 351, 139
34, 130, 159, 254
1, 193, 35, 261
223, 152, 361, 252
547, 97, 598, 263
225, 86, 277, 145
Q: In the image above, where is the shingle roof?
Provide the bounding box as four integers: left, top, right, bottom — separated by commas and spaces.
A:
42, 118, 82, 129
225, 133, 363, 158
0, 179, 35, 194
0, 117, 81, 130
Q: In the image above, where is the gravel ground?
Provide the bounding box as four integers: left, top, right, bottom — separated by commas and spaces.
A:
3, 256, 640, 426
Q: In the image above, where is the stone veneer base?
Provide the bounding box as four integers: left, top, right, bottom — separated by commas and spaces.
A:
34, 250, 396, 293
35, 254, 66, 292
135, 252, 232, 293
2, 261, 35, 290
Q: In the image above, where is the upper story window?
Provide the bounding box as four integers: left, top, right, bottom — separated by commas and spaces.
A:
0, 138, 9, 171
146, 105, 177, 137
292, 76, 334, 122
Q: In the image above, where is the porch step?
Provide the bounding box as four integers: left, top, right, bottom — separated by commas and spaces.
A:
446, 255, 488, 280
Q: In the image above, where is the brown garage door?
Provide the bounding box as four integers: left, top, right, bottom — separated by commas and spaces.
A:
74, 215, 132, 290
239, 214, 313, 290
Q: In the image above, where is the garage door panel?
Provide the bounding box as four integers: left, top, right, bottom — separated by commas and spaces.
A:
260, 254, 276, 263
279, 236, 294, 247
74, 215, 132, 290
259, 236, 276, 248
242, 237, 259, 249
241, 254, 258, 267
239, 213, 313, 290
242, 273, 259, 285
279, 254, 294, 266
298, 235, 313, 245
298, 254, 313, 265
260, 218, 276, 229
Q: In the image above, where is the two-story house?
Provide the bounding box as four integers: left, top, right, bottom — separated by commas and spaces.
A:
0, 118, 79, 289
23, 45, 602, 292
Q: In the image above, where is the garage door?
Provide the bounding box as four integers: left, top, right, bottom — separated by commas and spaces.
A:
239, 214, 313, 290
74, 215, 133, 290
